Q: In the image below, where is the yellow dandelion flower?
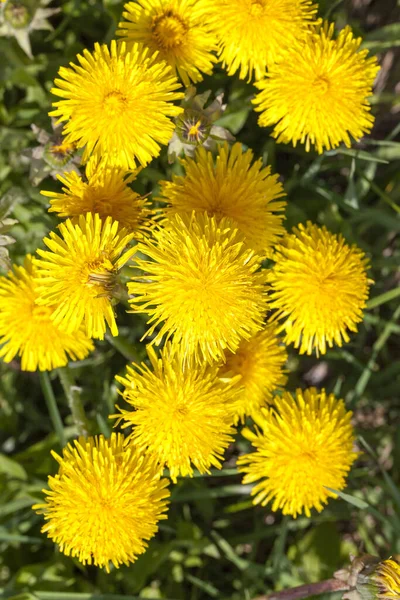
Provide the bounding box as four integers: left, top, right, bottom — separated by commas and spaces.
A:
159, 143, 286, 257
204, 0, 317, 81
238, 387, 358, 518
365, 558, 400, 600
268, 221, 371, 355
254, 22, 379, 153
128, 212, 268, 364
114, 345, 239, 482
0, 256, 93, 371
218, 325, 287, 422
33, 433, 169, 571
42, 157, 152, 233
50, 40, 183, 169
34, 213, 136, 340
117, 0, 217, 87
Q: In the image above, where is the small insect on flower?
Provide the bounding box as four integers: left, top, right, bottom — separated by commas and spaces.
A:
34, 213, 136, 340
33, 434, 170, 572
0, 255, 93, 371
50, 40, 183, 169
114, 344, 240, 482
253, 21, 380, 153
117, 0, 218, 86
268, 221, 371, 355
128, 212, 268, 365
238, 387, 358, 518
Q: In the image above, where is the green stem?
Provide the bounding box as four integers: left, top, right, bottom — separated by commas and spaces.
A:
353, 303, 400, 402
58, 367, 89, 437
39, 371, 66, 448
105, 332, 139, 362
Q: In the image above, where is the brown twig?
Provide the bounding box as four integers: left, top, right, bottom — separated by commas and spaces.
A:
253, 578, 350, 600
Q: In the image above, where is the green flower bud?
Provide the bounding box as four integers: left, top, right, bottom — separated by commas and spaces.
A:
354, 557, 400, 600
3, 0, 32, 29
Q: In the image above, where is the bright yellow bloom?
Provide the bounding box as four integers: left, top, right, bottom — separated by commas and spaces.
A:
128, 212, 268, 364
268, 221, 371, 355
50, 40, 183, 169
369, 558, 400, 599
42, 157, 152, 233
254, 22, 379, 153
34, 213, 136, 340
218, 325, 287, 422
33, 434, 169, 571
117, 0, 217, 87
0, 256, 93, 371
159, 143, 286, 257
238, 388, 358, 517
204, 0, 317, 81
115, 345, 239, 482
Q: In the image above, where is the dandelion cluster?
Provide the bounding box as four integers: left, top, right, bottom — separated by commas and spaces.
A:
0, 0, 379, 574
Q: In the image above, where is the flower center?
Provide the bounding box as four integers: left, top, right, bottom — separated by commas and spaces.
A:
91, 196, 112, 216
103, 91, 128, 117
152, 11, 187, 49
32, 304, 52, 322
250, 0, 265, 16
312, 75, 330, 95
174, 403, 189, 417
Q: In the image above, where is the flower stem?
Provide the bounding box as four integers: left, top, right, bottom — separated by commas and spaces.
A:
58, 366, 89, 437
105, 332, 139, 362
253, 579, 350, 600
39, 371, 66, 448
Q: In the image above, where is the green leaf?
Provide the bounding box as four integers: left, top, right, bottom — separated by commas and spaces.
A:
0, 453, 27, 480
324, 488, 369, 509
367, 287, 400, 310
335, 148, 389, 164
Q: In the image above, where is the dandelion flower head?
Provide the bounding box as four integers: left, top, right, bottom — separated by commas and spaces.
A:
253, 21, 380, 153
34, 213, 136, 340
115, 344, 240, 482
205, 0, 317, 81
128, 212, 268, 364
369, 558, 400, 599
268, 221, 371, 355
50, 40, 183, 169
117, 0, 217, 87
238, 387, 358, 517
159, 143, 286, 257
42, 157, 152, 233
0, 256, 93, 371
219, 325, 287, 422
33, 434, 169, 571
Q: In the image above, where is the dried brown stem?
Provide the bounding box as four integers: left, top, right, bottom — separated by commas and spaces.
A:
253, 578, 350, 600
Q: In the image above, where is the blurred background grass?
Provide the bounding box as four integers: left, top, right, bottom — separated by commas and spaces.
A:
1, 0, 400, 599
